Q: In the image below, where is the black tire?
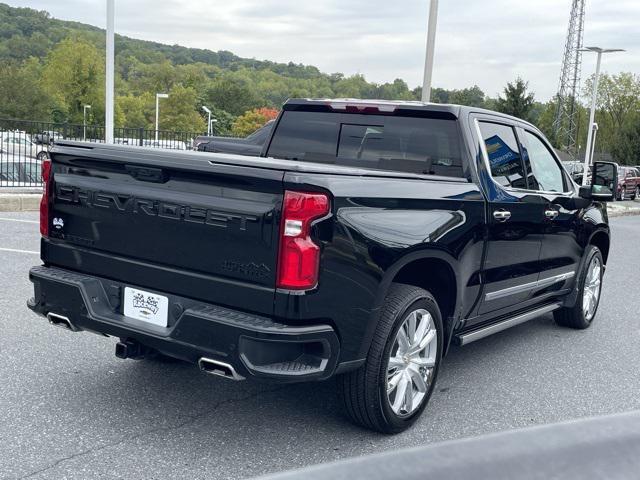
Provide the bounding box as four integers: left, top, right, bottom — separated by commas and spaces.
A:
554, 245, 604, 330
338, 283, 443, 434
633, 187, 639, 201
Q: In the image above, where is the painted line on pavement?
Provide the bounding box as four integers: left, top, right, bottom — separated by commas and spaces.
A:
0, 218, 39, 224
0, 247, 39, 255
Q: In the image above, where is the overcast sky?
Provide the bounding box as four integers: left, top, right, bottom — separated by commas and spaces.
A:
8, 0, 640, 100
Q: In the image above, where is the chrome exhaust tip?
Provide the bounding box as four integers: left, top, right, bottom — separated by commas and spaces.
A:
198, 357, 245, 381
46, 313, 79, 332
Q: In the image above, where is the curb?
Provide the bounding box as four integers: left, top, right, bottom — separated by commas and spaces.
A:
0, 194, 41, 212
608, 207, 640, 218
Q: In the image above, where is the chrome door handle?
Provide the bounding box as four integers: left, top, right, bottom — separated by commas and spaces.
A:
545, 210, 560, 220
493, 210, 512, 222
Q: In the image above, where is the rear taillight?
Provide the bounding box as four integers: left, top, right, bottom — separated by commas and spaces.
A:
40, 159, 52, 237
277, 191, 330, 290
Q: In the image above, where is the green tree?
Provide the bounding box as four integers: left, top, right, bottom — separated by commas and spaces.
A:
205, 75, 259, 116
231, 108, 278, 137
159, 85, 206, 132
611, 116, 640, 165
581, 72, 640, 157
40, 36, 105, 123
0, 58, 54, 120
116, 93, 152, 129
450, 86, 486, 107
495, 77, 536, 121
586, 72, 640, 130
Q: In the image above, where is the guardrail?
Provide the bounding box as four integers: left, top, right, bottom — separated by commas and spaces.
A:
0, 118, 202, 187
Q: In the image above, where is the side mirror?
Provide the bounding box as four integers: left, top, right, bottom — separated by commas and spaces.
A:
580, 161, 616, 202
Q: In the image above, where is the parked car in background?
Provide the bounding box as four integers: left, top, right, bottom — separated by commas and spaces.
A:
563, 161, 588, 185
33, 131, 64, 146
0, 160, 42, 187
194, 120, 275, 156
615, 165, 640, 201
0, 133, 49, 161
143, 139, 188, 150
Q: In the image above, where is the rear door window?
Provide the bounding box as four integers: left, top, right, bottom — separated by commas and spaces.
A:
267, 111, 466, 178
478, 122, 526, 189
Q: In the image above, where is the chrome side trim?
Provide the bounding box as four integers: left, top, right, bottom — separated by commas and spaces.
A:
457, 303, 562, 346
485, 271, 575, 302
485, 279, 538, 302
537, 271, 576, 289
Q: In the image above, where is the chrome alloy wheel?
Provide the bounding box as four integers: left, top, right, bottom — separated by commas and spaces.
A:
386, 308, 438, 417
583, 256, 602, 322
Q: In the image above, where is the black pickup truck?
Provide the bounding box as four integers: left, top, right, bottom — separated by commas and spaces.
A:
193, 120, 274, 155
28, 99, 614, 433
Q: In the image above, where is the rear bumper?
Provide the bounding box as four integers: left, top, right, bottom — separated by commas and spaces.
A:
28, 265, 340, 382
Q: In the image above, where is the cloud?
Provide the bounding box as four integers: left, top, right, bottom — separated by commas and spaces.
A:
8, 0, 639, 100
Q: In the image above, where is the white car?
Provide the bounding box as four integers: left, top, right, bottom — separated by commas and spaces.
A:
143, 139, 188, 150
0, 134, 49, 161
0, 161, 42, 187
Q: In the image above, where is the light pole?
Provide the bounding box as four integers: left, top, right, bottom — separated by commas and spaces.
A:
421, 0, 439, 102
202, 106, 212, 135
155, 93, 169, 142
580, 47, 625, 185
589, 123, 599, 168
210, 118, 218, 136
105, 0, 115, 144
83, 105, 92, 140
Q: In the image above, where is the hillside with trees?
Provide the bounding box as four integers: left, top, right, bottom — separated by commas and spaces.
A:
0, 3, 637, 162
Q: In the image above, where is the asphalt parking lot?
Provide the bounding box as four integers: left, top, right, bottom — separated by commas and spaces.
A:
1, 212, 640, 480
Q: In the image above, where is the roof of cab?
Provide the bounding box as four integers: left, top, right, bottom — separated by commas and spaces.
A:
284, 98, 536, 129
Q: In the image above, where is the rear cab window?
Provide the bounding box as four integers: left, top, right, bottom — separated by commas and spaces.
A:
267, 109, 468, 179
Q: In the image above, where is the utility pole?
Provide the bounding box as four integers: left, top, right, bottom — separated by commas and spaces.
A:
105, 0, 115, 144
421, 0, 439, 103
83, 105, 91, 141
155, 93, 169, 142
202, 106, 212, 136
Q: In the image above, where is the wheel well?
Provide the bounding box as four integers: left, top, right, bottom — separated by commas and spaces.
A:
393, 258, 457, 351
590, 231, 610, 264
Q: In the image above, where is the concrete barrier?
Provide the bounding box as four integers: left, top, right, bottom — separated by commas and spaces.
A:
0, 189, 41, 212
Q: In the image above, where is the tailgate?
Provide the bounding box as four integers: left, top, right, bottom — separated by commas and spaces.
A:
45, 147, 283, 315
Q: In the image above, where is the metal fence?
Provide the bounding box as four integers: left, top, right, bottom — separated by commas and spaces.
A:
0, 118, 202, 187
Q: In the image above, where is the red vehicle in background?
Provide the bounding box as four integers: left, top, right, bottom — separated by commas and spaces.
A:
616, 166, 640, 201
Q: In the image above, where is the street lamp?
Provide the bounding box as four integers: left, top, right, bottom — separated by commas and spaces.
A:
155, 93, 169, 142
202, 106, 212, 136
83, 105, 91, 141
210, 118, 218, 136
421, 0, 439, 102
589, 123, 599, 168
580, 46, 625, 185
105, 0, 115, 144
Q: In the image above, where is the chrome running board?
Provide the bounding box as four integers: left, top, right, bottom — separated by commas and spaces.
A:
456, 303, 562, 346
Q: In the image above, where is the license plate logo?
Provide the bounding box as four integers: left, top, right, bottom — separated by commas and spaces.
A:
124, 287, 169, 327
